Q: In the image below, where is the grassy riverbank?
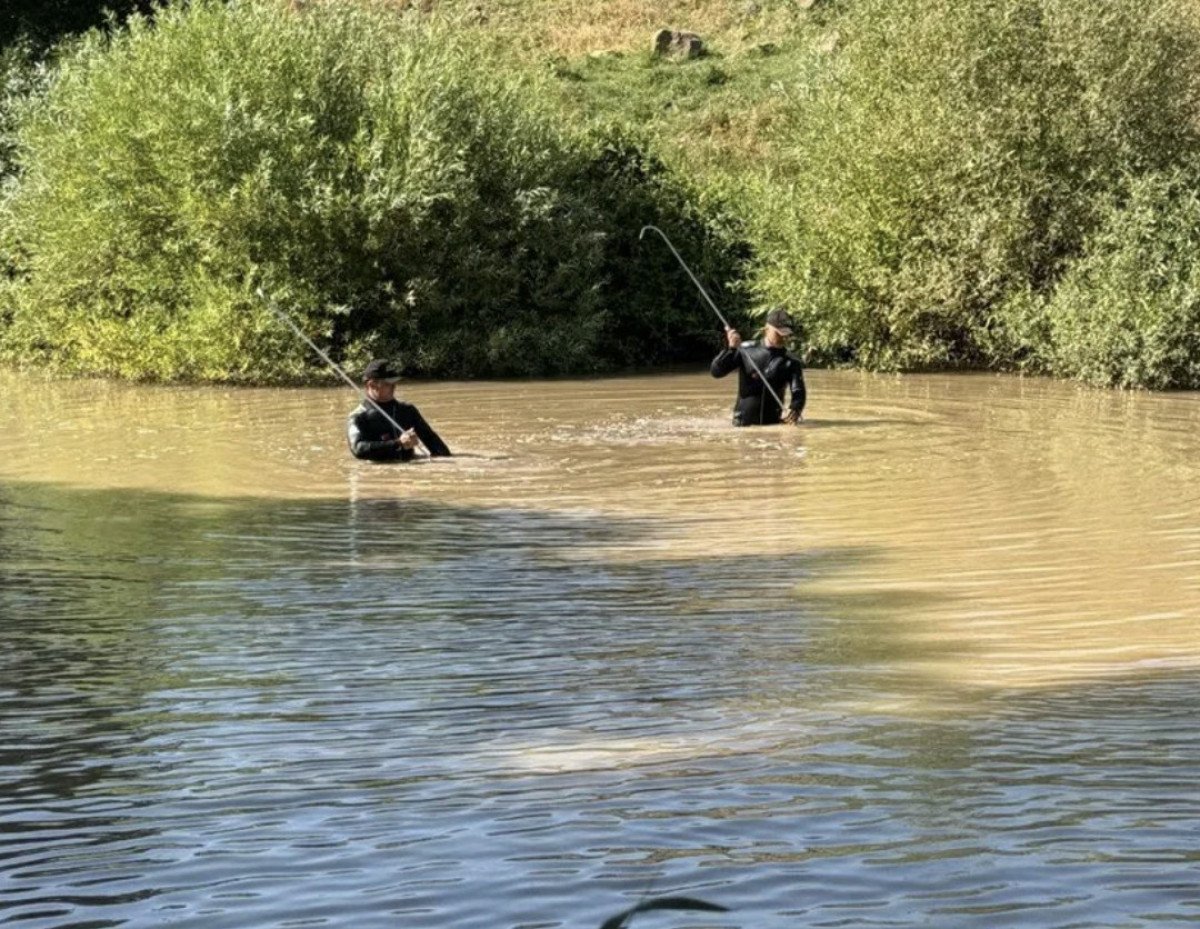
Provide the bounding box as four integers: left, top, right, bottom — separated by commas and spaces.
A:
444, 0, 1200, 388
4, 0, 1200, 387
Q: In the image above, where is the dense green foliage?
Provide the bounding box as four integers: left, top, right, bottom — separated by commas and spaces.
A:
0, 1, 740, 381
744, 0, 1200, 384
2, 0, 152, 184
1, 44, 29, 182
5, 0, 1200, 388
1032, 172, 1200, 389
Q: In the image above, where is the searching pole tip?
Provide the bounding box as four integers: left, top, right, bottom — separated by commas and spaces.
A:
638, 226, 649, 240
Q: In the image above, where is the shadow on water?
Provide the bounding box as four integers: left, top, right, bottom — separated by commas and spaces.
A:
0, 476, 888, 766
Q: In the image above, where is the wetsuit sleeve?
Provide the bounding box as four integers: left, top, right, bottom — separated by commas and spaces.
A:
711, 348, 741, 378
789, 359, 807, 415
410, 407, 452, 457
348, 412, 403, 459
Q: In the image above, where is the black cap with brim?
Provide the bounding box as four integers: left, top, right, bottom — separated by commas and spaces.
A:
363, 358, 401, 382
765, 308, 796, 335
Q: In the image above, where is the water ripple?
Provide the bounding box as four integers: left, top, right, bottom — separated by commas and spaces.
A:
2, 371, 1199, 927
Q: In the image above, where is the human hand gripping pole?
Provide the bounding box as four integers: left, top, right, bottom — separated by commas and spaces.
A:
255, 288, 429, 458
638, 225, 789, 414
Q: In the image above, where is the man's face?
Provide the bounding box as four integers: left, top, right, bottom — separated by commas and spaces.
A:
765, 324, 792, 346
366, 379, 396, 402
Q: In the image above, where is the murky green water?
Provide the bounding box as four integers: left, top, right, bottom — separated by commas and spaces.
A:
2, 369, 1199, 928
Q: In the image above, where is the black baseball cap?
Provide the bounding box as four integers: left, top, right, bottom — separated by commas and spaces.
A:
765, 308, 796, 335
363, 358, 401, 382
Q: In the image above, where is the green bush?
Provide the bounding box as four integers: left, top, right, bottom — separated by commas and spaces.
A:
0, 43, 41, 183
0, 0, 740, 382
1, 43, 45, 304
1029, 172, 1200, 389
747, 0, 1200, 380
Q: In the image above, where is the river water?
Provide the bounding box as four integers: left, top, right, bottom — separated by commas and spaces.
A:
1, 368, 1198, 928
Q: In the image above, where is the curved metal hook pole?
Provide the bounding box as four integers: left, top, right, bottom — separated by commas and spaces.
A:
638, 225, 786, 412
255, 288, 428, 457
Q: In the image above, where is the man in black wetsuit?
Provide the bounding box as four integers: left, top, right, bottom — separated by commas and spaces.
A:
347, 358, 452, 461
711, 307, 806, 427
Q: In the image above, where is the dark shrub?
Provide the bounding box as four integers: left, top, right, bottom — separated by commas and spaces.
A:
1, 0, 157, 55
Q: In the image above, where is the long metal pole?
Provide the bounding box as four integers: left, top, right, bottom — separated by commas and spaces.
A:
256, 288, 426, 456
638, 225, 787, 411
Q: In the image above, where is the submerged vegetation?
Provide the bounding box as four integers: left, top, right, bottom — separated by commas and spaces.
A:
3, 0, 1200, 387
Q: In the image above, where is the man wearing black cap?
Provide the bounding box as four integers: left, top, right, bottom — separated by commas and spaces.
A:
710, 307, 806, 427
347, 359, 452, 461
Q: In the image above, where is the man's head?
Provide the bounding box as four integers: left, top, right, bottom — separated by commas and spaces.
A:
363, 358, 401, 401
764, 307, 796, 346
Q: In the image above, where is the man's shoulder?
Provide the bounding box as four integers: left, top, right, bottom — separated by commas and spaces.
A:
351, 398, 413, 414
349, 400, 397, 423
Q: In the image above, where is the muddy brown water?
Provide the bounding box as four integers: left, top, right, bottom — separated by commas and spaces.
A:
1, 368, 1198, 928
